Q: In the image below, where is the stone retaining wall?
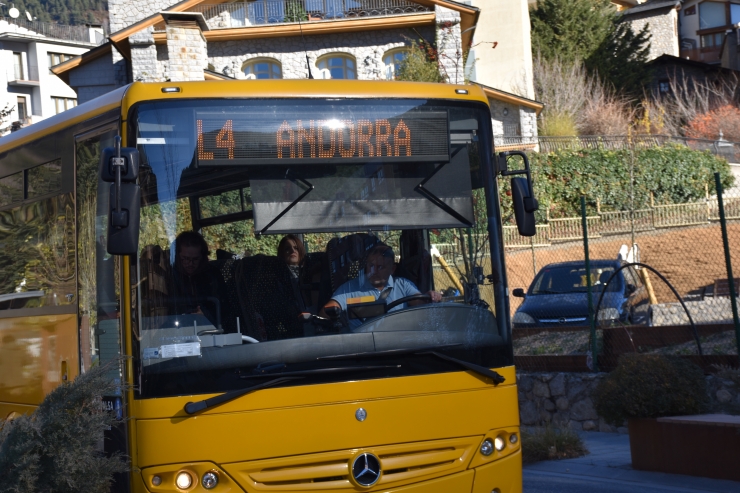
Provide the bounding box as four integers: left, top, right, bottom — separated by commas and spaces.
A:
518, 371, 740, 432
650, 297, 739, 326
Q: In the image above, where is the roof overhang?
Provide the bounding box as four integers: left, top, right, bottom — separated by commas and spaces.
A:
152, 13, 436, 44
412, 0, 480, 50
473, 82, 544, 115
160, 11, 210, 31
50, 42, 113, 85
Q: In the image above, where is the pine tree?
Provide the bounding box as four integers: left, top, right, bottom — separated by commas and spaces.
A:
585, 22, 651, 98
531, 0, 616, 65
531, 0, 651, 98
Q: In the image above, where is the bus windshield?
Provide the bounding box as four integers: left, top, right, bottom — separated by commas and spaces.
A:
128, 98, 511, 399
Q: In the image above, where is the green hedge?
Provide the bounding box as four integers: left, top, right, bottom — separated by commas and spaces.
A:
499, 145, 735, 222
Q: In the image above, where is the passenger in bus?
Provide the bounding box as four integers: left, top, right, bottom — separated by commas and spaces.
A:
320, 244, 442, 328
171, 231, 220, 325
278, 234, 308, 312
278, 234, 305, 278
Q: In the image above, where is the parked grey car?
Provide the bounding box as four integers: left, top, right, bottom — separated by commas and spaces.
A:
511, 260, 649, 328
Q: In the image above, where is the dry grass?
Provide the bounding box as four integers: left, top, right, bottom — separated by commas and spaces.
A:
521, 424, 588, 464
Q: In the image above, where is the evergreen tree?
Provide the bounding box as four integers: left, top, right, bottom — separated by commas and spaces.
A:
531, 0, 616, 65
531, 0, 651, 98
585, 22, 651, 98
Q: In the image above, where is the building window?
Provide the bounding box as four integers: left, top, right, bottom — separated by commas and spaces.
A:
699, 1, 727, 29
684, 5, 696, 16
17, 97, 27, 121
732, 3, 740, 24
383, 49, 407, 80
658, 79, 671, 95
48, 52, 73, 69
13, 52, 24, 80
701, 32, 724, 48
242, 59, 282, 79
317, 54, 356, 79
52, 97, 77, 115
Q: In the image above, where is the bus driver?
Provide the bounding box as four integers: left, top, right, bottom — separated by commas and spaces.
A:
320, 244, 442, 328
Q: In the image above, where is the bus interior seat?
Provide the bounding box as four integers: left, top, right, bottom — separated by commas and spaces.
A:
299, 252, 331, 312
138, 245, 172, 330
397, 230, 432, 293
222, 255, 303, 341
326, 233, 380, 293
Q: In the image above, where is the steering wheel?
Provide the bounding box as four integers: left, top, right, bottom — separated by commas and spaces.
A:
386, 293, 432, 311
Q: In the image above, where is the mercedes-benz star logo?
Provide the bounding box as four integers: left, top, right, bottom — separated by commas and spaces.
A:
351, 453, 381, 487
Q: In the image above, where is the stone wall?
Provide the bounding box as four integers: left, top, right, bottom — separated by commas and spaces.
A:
650, 297, 740, 326
166, 21, 207, 81
205, 27, 433, 81
518, 371, 740, 432
108, 0, 178, 33
623, 7, 679, 60
130, 27, 161, 82
435, 5, 464, 84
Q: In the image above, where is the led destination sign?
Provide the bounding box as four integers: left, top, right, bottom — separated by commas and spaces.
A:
195, 111, 449, 165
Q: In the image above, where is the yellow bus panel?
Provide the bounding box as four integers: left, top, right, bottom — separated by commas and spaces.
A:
0, 313, 79, 418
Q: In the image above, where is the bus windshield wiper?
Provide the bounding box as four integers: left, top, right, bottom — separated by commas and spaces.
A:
316, 344, 463, 361
319, 345, 504, 385
417, 351, 505, 385
239, 365, 402, 379
184, 376, 302, 415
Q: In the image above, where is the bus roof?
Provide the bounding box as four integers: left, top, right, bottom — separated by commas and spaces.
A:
121, 80, 491, 112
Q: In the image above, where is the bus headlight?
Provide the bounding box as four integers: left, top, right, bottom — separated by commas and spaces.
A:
494, 435, 506, 451
202, 472, 218, 489
480, 439, 494, 456
175, 471, 192, 489
513, 312, 535, 325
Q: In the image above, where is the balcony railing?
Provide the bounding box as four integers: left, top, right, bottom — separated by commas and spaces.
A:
679, 47, 721, 64
7, 64, 40, 84
190, 0, 431, 29
3, 18, 105, 45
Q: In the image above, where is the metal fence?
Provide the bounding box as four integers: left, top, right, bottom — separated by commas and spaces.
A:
4, 18, 104, 45
486, 136, 740, 373
192, 0, 430, 29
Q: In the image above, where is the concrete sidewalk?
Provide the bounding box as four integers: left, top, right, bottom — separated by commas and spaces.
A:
524, 431, 740, 493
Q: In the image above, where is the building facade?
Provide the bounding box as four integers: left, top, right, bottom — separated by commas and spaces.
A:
0, 19, 102, 135
53, 0, 541, 146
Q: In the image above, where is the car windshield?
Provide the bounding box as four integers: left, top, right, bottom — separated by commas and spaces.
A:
126, 98, 511, 399
529, 265, 622, 295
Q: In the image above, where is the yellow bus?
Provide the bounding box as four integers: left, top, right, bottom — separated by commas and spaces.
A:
0, 80, 538, 493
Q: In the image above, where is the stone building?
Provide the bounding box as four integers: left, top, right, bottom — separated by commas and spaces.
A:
51, 0, 542, 146
621, 0, 681, 61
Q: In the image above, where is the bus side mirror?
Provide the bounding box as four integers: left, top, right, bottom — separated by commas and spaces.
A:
511, 177, 538, 236
107, 183, 141, 255
100, 146, 139, 183
101, 137, 141, 255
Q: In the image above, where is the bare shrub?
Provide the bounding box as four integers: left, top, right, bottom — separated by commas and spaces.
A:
532, 53, 631, 136
650, 71, 740, 135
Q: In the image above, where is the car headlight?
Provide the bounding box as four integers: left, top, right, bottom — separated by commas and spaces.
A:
597, 308, 620, 320
513, 311, 536, 324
